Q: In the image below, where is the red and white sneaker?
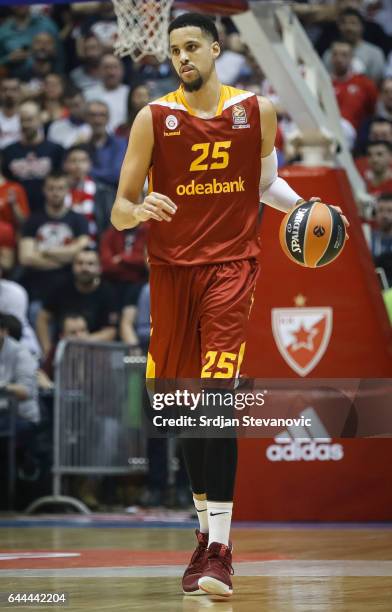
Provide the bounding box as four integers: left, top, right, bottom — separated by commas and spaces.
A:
198, 542, 234, 597
182, 529, 209, 595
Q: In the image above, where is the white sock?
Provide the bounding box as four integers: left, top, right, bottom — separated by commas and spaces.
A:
207, 501, 233, 547
193, 496, 208, 534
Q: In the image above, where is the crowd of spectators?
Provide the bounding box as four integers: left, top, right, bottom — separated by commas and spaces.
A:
0, 0, 391, 509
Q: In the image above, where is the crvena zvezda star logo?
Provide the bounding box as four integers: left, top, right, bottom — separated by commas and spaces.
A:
271, 307, 333, 376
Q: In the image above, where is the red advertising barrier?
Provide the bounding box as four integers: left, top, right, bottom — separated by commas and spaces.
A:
234, 166, 392, 521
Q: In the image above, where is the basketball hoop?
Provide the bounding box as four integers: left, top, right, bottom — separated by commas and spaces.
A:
112, 0, 174, 62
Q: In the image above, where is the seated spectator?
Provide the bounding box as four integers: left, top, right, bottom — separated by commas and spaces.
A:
0, 265, 41, 358
360, 141, 392, 197
40, 73, 69, 127
18, 33, 62, 99
19, 172, 89, 319
376, 77, 392, 122
367, 117, 392, 144
355, 117, 392, 169
323, 8, 385, 83
85, 53, 130, 132
63, 145, 113, 245
41, 312, 89, 382
36, 247, 118, 358
100, 224, 148, 307
78, 2, 119, 53
328, 40, 378, 134
47, 89, 92, 149
85, 101, 127, 187
0, 220, 16, 274
371, 192, 392, 258
0, 159, 29, 234
0, 6, 59, 79
314, 0, 391, 58
215, 22, 247, 86
0, 312, 39, 429
132, 56, 178, 99
0, 77, 22, 149
70, 34, 103, 93
2, 101, 64, 213
115, 84, 151, 140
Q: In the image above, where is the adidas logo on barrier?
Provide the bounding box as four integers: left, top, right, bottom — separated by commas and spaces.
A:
266, 408, 344, 462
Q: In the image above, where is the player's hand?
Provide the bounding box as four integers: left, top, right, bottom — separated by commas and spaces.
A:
329, 205, 350, 239
134, 192, 177, 223
308, 198, 350, 239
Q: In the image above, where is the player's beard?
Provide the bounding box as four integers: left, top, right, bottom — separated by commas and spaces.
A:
181, 73, 203, 92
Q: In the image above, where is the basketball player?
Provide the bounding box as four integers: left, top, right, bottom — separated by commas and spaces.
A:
111, 13, 349, 597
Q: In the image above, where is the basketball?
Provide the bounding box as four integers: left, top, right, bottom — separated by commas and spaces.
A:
279, 201, 347, 268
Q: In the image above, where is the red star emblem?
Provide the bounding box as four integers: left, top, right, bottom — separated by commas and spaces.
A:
291, 324, 319, 352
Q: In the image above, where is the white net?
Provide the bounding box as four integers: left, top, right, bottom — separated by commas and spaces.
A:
112, 0, 174, 62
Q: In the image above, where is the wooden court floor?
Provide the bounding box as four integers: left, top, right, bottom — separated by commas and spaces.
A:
1, 519, 392, 611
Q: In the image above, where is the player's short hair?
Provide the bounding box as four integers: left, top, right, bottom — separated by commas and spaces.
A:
168, 12, 219, 43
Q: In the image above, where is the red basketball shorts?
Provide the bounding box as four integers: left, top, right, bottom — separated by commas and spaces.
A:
146, 258, 259, 379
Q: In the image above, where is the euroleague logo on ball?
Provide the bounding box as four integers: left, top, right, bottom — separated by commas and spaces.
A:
313, 225, 325, 237
165, 114, 178, 131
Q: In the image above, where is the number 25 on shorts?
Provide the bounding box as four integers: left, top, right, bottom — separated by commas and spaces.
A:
201, 346, 245, 378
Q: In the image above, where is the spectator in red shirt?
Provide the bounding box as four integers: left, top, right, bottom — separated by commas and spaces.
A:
329, 41, 378, 133
100, 224, 148, 308
0, 220, 16, 274
360, 141, 392, 197
63, 144, 115, 245
64, 145, 98, 245
323, 8, 385, 83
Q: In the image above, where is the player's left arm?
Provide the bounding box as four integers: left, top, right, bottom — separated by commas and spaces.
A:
257, 96, 349, 230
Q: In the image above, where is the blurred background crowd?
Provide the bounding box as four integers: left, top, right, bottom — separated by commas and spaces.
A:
0, 0, 391, 511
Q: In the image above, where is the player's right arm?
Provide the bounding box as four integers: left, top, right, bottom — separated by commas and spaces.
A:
111, 106, 177, 230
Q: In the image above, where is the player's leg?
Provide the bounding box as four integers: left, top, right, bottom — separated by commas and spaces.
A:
147, 264, 201, 379
197, 258, 259, 597
147, 265, 209, 595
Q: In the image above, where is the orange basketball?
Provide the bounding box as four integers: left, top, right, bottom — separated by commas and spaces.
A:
279, 201, 346, 268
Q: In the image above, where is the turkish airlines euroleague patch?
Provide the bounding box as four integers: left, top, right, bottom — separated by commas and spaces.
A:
271, 307, 333, 376
232, 104, 248, 125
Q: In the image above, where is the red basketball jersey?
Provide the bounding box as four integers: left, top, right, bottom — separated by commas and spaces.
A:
148, 85, 261, 265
